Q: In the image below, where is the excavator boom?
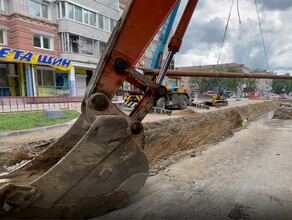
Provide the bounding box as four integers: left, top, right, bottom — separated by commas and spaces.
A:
0, 0, 199, 218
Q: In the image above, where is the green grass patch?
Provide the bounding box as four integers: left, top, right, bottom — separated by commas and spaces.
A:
0, 110, 80, 132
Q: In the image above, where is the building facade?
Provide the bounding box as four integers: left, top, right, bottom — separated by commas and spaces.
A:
57, 0, 119, 96
0, 0, 119, 97
0, 0, 61, 96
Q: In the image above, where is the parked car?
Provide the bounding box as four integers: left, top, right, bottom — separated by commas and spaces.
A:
265, 93, 281, 100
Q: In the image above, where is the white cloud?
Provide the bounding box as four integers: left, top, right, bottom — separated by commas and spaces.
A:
174, 0, 292, 74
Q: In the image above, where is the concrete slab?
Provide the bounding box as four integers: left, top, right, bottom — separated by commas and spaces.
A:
42, 109, 65, 119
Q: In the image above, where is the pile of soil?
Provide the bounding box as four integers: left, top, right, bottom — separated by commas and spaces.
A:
143, 101, 280, 164
273, 107, 292, 119
172, 109, 201, 116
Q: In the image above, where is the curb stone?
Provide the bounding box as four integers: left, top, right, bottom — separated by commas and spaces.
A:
0, 119, 77, 138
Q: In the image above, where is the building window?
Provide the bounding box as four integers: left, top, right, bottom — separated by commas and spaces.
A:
33, 34, 53, 50
89, 11, 96, 26
74, 5, 82, 22
61, 1, 66, 18
98, 14, 104, 29
68, 3, 74, 19
99, 0, 119, 9
57, 2, 116, 31
69, 34, 79, 53
99, 41, 107, 56
80, 36, 93, 55
37, 69, 55, 87
83, 9, 89, 24
98, 14, 116, 32
61, 33, 104, 57
30, 1, 49, 19
0, 0, 4, 11
0, 29, 6, 45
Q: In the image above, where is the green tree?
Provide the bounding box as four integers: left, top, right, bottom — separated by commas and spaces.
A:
272, 73, 292, 94
245, 78, 259, 93
188, 65, 246, 95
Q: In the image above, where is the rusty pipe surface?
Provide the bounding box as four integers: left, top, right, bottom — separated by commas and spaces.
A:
143, 69, 292, 80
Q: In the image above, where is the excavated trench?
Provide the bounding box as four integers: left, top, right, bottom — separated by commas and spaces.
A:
273, 101, 292, 119
143, 100, 281, 165
0, 100, 283, 218
0, 101, 281, 172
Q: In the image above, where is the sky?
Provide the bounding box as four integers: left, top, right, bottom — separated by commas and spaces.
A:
173, 0, 292, 74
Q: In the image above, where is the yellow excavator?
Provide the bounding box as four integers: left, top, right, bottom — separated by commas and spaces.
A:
0, 0, 198, 218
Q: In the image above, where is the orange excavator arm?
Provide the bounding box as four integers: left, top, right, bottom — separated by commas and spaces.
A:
0, 0, 199, 218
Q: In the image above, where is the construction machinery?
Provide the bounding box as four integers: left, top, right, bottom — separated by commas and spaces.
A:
197, 85, 229, 107
156, 82, 190, 109
123, 1, 190, 110
0, 0, 198, 218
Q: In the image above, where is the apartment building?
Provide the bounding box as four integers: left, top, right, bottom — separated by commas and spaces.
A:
0, 0, 61, 96
0, 0, 119, 97
57, 0, 119, 96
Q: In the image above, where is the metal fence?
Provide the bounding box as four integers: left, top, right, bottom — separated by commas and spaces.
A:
0, 85, 87, 113
0, 96, 73, 113
0, 85, 125, 113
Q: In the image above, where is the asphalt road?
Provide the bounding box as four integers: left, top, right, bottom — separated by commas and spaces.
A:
100, 114, 292, 219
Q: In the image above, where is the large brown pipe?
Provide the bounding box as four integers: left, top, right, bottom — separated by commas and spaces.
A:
143, 68, 292, 80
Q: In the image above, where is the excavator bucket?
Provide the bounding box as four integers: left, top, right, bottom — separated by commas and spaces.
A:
0, 0, 189, 218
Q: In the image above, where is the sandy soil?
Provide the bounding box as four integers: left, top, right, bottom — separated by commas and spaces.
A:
0, 99, 284, 218
0, 100, 278, 171
102, 113, 292, 219
273, 107, 292, 119
0, 99, 264, 151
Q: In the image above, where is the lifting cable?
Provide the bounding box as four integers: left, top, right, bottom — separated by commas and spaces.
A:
254, 0, 270, 72
217, 0, 269, 73
216, 0, 234, 68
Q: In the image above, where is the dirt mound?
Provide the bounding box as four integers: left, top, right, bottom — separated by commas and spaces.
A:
4, 149, 32, 167
172, 109, 201, 116
273, 107, 292, 119
143, 101, 280, 164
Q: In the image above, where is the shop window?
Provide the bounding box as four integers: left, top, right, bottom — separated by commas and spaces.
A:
33, 34, 53, 50
30, 1, 49, 19
0, 29, 6, 45
37, 69, 55, 87
80, 36, 93, 55
0, 64, 9, 87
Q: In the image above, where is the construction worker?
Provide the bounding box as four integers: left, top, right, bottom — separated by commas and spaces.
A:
242, 118, 248, 127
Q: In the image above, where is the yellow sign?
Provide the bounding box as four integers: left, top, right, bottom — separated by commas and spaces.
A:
0, 46, 73, 71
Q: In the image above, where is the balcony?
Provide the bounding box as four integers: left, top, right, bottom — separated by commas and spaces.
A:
60, 52, 99, 68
